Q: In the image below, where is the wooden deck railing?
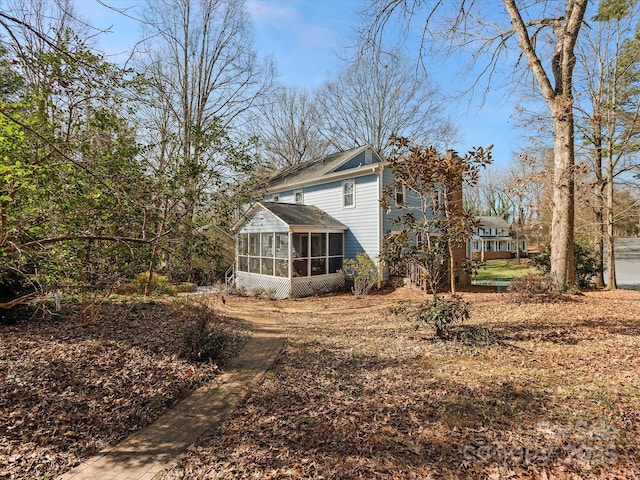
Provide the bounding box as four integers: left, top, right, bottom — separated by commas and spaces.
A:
407, 262, 428, 291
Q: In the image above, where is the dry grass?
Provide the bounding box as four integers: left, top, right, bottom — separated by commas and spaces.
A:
162, 287, 640, 479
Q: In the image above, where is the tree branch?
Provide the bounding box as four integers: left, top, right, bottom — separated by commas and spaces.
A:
16, 235, 157, 251
0, 291, 39, 310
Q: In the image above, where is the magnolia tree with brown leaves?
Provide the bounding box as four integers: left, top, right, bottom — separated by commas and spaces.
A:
380, 135, 492, 295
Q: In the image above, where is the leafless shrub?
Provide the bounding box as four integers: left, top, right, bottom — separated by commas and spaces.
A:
507, 274, 566, 303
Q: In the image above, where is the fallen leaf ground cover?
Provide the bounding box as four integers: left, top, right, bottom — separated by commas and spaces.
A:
0, 297, 250, 479
161, 287, 640, 479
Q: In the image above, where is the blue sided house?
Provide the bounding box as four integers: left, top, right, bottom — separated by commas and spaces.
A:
232, 145, 449, 298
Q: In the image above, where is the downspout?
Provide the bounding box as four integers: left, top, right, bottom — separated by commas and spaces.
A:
288, 230, 293, 297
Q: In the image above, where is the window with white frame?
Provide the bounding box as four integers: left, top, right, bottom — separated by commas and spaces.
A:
394, 184, 405, 207
294, 190, 303, 204
342, 179, 355, 208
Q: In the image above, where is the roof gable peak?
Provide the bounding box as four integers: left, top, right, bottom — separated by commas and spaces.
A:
265, 145, 381, 191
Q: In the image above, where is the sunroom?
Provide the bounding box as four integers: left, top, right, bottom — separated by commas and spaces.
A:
233, 202, 347, 298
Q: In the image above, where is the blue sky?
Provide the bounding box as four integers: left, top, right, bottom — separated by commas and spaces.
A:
77, 0, 521, 166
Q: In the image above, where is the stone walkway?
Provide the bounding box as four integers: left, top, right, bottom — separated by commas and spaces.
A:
59, 308, 285, 480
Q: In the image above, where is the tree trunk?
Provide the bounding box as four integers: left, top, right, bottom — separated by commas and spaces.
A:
594, 204, 606, 288
515, 209, 522, 264
550, 98, 576, 289
448, 243, 456, 294
591, 94, 605, 288
503, 0, 587, 291
145, 200, 170, 296
144, 256, 156, 297
606, 155, 617, 290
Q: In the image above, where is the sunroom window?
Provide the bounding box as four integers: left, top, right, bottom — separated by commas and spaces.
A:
310, 233, 327, 275
292, 233, 309, 277
237, 232, 288, 277
292, 232, 343, 277
328, 233, 343, 273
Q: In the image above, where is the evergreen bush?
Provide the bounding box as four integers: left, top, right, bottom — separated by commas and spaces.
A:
531, 236, 596, 289
127, 272, 176, 296
414, 294, 470, 339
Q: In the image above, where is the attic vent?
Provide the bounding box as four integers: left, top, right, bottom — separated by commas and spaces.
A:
365, 150, 372, 164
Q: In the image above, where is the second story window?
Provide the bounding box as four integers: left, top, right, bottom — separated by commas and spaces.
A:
272, 194, 279, 202
294, 189, 303, 204
342, 180, 355, 208
394, 184, 405, 207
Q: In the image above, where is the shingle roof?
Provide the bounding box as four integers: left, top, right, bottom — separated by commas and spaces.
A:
475, 216, 511, 229
260, 202, 347, 229
265, 145, 380, 191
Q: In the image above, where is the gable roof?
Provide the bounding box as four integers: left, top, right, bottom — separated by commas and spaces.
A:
265, 145, 383, 192
475, 216, 511, 229
236, 202, 347, 231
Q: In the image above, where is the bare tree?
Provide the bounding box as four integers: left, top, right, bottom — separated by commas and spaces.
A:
135, 0, 274, 282
139, 0, 274, 208
318, 42, 454, 157
141, 0, 274, 129
253, 86, 331, 169
368, 0, 589, 289
574, 0, 640, 289
465, 167, 513, 219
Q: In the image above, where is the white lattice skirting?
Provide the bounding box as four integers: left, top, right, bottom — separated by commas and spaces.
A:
290, 275, 344, 298
235, 272, 344, 299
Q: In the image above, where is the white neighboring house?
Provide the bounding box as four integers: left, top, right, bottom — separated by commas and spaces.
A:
470, 216, 528, 261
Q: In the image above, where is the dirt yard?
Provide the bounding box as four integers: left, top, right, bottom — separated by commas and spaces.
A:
161, 287, 640, 479
0, 298, 249, 479
2, 287, 639, 479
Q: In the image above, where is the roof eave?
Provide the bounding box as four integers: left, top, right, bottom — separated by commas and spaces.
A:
266, 162, 385, 194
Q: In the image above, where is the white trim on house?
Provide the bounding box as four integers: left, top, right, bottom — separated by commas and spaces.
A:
265, 145, 385, 195
342, 179, 355, 208
377, 164, 385, 287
